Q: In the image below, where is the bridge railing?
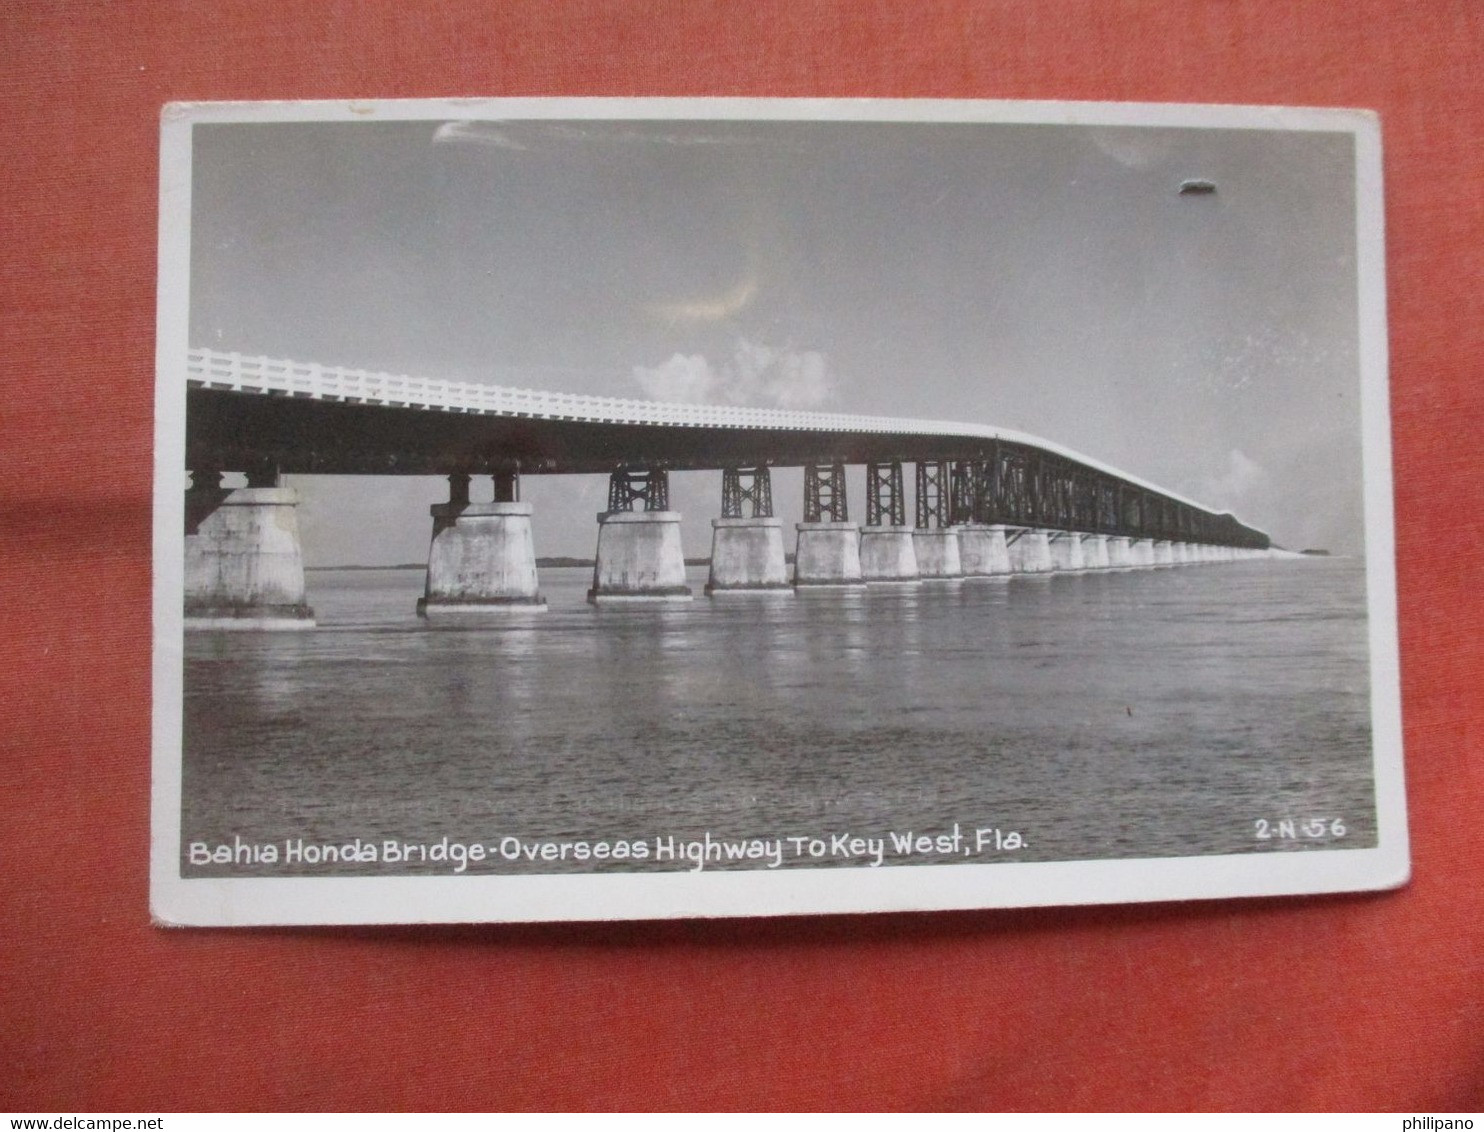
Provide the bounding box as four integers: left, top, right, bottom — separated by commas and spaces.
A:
187, 348, 929, 434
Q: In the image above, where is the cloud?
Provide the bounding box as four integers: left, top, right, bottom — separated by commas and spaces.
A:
632, 339, 833, 409
631, 353, 716, 403
1200, 448, 1270, 515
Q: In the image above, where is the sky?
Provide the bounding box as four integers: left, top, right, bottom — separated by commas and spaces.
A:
187, 112, 1367, 563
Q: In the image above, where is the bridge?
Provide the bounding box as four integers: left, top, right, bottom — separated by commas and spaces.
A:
181, 348, 1275, 628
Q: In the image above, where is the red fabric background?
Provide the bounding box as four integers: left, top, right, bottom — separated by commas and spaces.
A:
3, 0, 1481, 1112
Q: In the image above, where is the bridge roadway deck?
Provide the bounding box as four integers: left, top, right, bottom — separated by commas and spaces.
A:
183, 348, 1268, 550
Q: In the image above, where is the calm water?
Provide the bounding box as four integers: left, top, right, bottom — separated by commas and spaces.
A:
181, 559, 1377, 875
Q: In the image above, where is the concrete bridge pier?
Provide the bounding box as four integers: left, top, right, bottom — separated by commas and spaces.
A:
795, 523, 863, 586
860, 527, 919, 581
1006, 527, 1053, 574
184, 468, 315, 630
1127, 538, 1156, 567
1047, 531, 1086, 572
706, 467, 790, 595
1152, 539, 1176, 567
957, 524, 1011, 577
708, 518, 789, 592
1104, 535, 1134, 568
1080, 533, 1111, 569
589, 470, 693, 603
794, 462, 863, 587
860, 461, 919, 582
419, 471, 545, 618
913, 528, 962, 579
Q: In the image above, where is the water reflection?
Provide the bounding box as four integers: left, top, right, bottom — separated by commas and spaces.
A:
183, 560, 1378, 875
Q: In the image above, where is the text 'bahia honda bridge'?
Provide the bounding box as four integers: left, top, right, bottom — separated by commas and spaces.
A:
182, 349, 1274, 629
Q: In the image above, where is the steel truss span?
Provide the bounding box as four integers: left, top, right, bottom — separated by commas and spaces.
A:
183, 349, 1268, 548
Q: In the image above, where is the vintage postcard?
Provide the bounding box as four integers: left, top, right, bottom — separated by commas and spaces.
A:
151, 98, 1404, 925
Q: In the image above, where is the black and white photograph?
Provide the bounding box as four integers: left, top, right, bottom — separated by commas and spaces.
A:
151, 98, 1404, 924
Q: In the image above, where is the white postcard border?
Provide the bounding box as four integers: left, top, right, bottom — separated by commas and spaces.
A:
151, 97, 1405, 926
